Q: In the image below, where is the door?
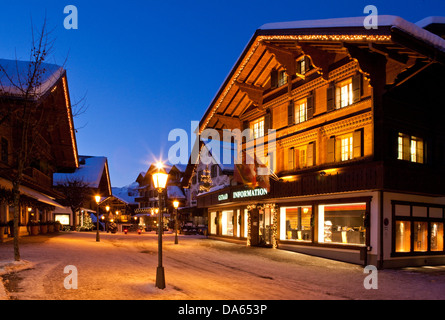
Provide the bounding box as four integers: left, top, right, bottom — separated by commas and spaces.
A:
259, 208, 273, 245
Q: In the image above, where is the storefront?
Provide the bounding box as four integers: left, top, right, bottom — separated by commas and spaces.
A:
198, 185, 445, 268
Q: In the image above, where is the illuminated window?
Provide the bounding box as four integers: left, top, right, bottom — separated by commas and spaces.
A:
395, 221, 411, 252
221, 210, 234, 236
397, 133, 424, 163
341, 134, 353, 161
250, 117, 264, 139
414, 221, 428, 252
295, 98, 307, 124
339, 79, 353, 108
210, 212, 217, 234
318, 203, 366, 245
299, 59, 306, 75
431, 223, 444, 251
296, 146, 307, 169
278, 70, 287, 87
280, 206, 312, 241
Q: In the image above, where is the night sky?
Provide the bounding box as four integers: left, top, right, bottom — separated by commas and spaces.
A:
0, 0, 444, 187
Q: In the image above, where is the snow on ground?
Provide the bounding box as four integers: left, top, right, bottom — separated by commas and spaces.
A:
0, 232, 445, 300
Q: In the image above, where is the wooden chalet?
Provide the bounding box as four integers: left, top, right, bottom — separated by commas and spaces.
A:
53, 155, 112, 228
0, 59, 78, 236
187, 16, 445, 268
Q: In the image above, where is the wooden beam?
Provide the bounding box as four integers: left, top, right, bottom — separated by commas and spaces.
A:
298, 43, 339, 80
212, 114, 242, 130
263, 42, 300, 77
235, 81, 264, 108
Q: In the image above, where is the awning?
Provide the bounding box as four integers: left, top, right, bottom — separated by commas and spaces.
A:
53, 206, 73, 214
20, 185, 64, 208
0, 177, 64, 208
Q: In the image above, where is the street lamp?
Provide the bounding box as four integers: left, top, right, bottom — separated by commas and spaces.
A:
173, 200, 179, 244
152, 162, 168, 289
94, 195, 101, 242
105, 205, 110, 232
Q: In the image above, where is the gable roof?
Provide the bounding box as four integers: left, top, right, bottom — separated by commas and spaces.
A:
0, 58, 65, 99
199, 15, 445, 134
53, 155, 112, 195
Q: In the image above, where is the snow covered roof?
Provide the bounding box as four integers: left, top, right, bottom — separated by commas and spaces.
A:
111, 182, 139, 205
167, 185, 185, 199
53, 155, 110, 190
259, 15, 445, 53
0, 58, 65, 98
415, 16, 445, 29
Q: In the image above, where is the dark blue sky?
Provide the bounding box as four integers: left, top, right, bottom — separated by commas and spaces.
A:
1, 0, 444, 187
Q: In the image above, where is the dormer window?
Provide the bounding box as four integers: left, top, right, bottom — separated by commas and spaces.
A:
297, 56, 310, 75
278, 70, 287, 87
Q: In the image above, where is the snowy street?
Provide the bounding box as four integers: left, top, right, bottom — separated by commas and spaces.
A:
1, 231, 445, 301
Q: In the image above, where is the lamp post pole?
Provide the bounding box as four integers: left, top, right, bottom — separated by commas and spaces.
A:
153, 162, 168, 290
173, 200, 179, 244
156, 188, 165, 289
95, 195, 101, 242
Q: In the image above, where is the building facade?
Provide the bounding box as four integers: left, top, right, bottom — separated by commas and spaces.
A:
0, 59, 79, 237
191, 16, 445, 268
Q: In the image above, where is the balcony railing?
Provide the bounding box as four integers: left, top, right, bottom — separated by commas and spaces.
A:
23, 167, 53, 191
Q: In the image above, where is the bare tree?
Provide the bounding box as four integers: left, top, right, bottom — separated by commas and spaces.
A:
0, 19, 69, 260
55, 178, 92, 231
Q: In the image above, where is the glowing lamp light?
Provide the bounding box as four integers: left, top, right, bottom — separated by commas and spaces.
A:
94, 195, 101, 204
173, 200, 179, 209
106, 206, 110, 212
152, 162, 168, 190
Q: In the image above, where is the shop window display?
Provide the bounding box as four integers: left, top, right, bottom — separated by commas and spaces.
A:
395, 220, 411, 252
280, 206, 312, 241
221, 210, 234, 236
431, 222, 444, 252
318, 203, 366, 245
413, 221, 428, 252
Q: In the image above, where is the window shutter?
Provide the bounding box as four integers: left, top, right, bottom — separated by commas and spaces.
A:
327, 136, 335, 163
288, 148, 294, 170
288, 100, 295, 126
264, 112, 271, 134
416, 139, 424, 163
352, 74, 361, 103
270, 69, 278, 89
327, 85, 335, 112
296, 59, 301, 75
353, 130, 363, 158
307, 93, 314, 119
295, 149, 300, 169
307, 142, 315, 167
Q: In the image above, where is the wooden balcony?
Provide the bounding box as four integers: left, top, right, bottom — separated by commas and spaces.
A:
271, 161, 384, 198
23, 167, 53, 192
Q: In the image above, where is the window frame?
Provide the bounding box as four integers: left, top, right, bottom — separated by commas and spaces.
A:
397, 133, 424, 164
250, 117, 265, 139
391, 200, 445, 257
295, 98, 307, 124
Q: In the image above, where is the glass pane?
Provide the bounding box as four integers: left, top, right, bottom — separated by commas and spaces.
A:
284, 206, 312, 241
430, 222, 444, 252
395, 221, 411, 252
414, 221, 428, 252
319, 203, 366, 245
210, 212, 217, 234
